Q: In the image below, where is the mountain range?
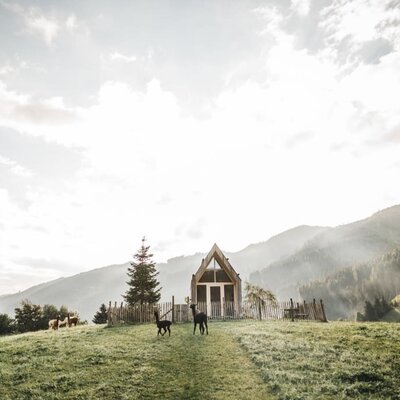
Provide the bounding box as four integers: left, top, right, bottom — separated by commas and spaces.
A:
1, 205, 400, 321
250, 205, 400, 300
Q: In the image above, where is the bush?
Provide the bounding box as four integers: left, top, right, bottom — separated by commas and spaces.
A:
14, 301, 43, 332
0, 313, 15, 335
14, 301, 77, 333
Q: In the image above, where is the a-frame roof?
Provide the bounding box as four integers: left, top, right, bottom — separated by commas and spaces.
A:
193, 243, 241, 283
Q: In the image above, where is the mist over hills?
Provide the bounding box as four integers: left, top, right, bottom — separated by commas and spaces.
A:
159, 224, 329, 302
2, 204, 400, 321
300, 247, 400, 320
250, 205, 400, 301
0, 225, 326, 320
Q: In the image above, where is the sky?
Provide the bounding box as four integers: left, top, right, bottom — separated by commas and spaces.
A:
1, 0, 400, 294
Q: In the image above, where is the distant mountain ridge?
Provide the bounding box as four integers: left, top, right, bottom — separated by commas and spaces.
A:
250, 205, 400, 300
0, 225, 327, 320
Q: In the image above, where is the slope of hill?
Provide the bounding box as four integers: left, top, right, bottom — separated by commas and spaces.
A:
299, 247, 400, 320
1, 322, 400, 400
0, 225, 326, 320
0, 264, 130, 321
250, 205, 400, 300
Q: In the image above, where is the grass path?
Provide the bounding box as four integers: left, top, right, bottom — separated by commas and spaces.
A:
0, 322, 273, 400
139, 322, 273, 400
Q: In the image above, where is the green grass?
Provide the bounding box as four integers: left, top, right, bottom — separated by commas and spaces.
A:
0, 321, 399, 400
230, 321, 400, 400
0, 323, 272, 400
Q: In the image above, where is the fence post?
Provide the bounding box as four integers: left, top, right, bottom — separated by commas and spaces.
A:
107, 301, 112, 326
290, 298, 294, 322
320, 299, 328, 322
313, 298, 317, 320
172, 296, 175, 324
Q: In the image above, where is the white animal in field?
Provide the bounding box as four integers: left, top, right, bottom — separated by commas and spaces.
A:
48, 315, 60, 330
58, 317, 68, 328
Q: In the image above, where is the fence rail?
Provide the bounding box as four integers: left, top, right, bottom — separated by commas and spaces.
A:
107, 298, 327, 325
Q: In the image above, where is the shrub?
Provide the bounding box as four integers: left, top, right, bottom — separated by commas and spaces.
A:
0, 313, 15, 335
93, 303, 108, 324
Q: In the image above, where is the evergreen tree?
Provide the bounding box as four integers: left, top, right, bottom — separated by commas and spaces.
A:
359, 297, 393, 321
362, 300, 378, 321
124, 237, 161, 306
93, 303, 108, 324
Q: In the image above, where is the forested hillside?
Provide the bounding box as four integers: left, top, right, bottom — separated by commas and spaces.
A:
300, 248, 400, 320
250, 205, 400, 300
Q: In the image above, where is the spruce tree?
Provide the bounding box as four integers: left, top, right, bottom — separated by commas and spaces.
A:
124, 237, 161, 306
93, 303, 108, 324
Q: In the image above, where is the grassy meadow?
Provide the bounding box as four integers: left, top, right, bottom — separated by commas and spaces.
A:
0, 321, 399, 400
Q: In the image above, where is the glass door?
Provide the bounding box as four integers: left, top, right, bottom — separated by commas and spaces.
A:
210, 286, 221, 317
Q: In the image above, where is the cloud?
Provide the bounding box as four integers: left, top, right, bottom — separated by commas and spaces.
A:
0, 127, 84, 207
15, 257, 74, 274
320, 0, 400, 56
1, 1, 60, 45
66, 14, 78, 31
286, 131, 314, 149
0, 65, 13, 75
0, 127, 84, 180
175, 218, 207, 241
0, 82, 79, 126
0, 155, 33, 177
0, 1, 400, 295
0, 259, 68, 294
109, 52, 137, 63
291, 0, 311, 16
26, 14, 59, 45
385, 124, 400, 142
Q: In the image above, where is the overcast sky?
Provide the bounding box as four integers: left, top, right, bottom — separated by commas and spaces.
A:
1, 0, 400, 294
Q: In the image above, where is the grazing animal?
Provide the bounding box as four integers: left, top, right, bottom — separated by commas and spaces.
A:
67, 314, 79, 327
154, 310, 171, 336
190, 304, 208, 335
58, 317, 68, 328
48, 315, 60, 330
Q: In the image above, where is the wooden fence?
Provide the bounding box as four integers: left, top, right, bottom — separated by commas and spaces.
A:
107, 298, 327, 325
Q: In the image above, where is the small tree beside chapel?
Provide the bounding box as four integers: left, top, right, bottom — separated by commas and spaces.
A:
124, 237, 161, 306
245, 282, 277, 320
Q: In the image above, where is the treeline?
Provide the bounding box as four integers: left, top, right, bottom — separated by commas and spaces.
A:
299, 248, 400, 320
0, 300, 79, 335
357, 297, 394, 321
0, 301, 109, 336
